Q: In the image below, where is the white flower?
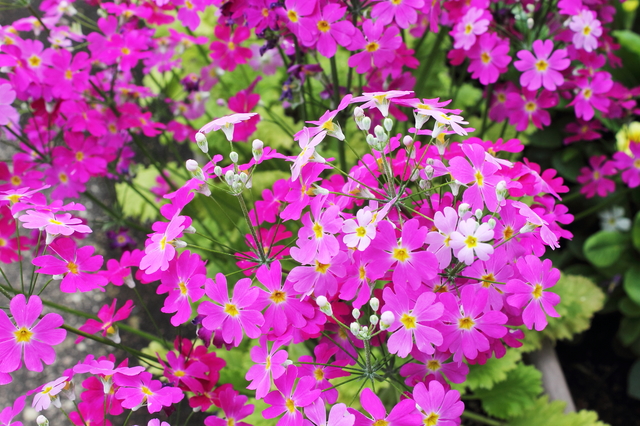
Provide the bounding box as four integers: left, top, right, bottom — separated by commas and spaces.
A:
599, 206, 631, 232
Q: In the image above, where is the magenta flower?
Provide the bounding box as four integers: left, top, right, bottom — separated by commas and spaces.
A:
114, 371, 183, 414
299, 4, 356, 58
245, 336, 289, 399
449, 218, 494, 266
451, 7, 489, 50
426, 206, 459, 269
305, 399, 355, 426
209, 25, 252, 71
448, 143, 502, 212
32, 376, 69, 411
157, 250, 207, 326
18, 210, 91, 241
198, 113, 259, 143
413, 380, 464, 426
365, 219, 437, 289
290, 196, 342, 265
440, 287, 507, 362
506, 256, 561, 331
514, 40, 570, 91
347, 19, 402, 74
506, 89, 558, 132
279, 0, 317, 37
468, 32, 511, 85
348, 388, 421, 426
33, 238, 107, 293
382, 287, 444, 357
0, 395, 25, 426
263, 365, 321, 426
198, 274, 264, 347
140, 214, 190, 274
614, 143, 640, 188
177, 0, 205, 31
0, 294, 66, 373
569, 10, 602, 52
399, 349, 469, 386
204, 386, 254, 426
342, 208, 376, 251
0, 83, 17, 126
576, 155, 616, 198
298, 343, 350, 404
290, 128, 327, 181
568, 72, 612, 121
371, 0, 425, 29
464, 247, 513, 311
76, 299, 133, 344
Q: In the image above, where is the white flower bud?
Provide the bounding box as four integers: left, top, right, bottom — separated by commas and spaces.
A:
184, 225, 196, 234
475, 209, 483, 220
354, 106, 364, 119
458, 203, 471, 216
283, 359, 293, 367
383, 117, 394, 132
195, 132, 208, 153
186, 159, 199, 172
414, 110, 430, 130
366, 134, 377, 146
487, 218, 496, 229
520, 222, 539, 234
374, 125, 387, 141
313, 186, 329, 195
352, 308, 361, 320
359, 326, 369, 339
380, 311, 395, 330
369, 297, 380, 311
239, 173, 249, 184
317, 296, 333, 315
527, 17, 534, 29
449, 180, 461, 196
361, 117, 372, 131
174, 240, 187, 248
252, 139, 264, 162
229, 151, 239, 163
224, 170, 235, 185
37, 416, 49, 426
350, 322, 360, 336
402, 135, 413, 148
213, 166, 222, 176
370, 315, 379, 325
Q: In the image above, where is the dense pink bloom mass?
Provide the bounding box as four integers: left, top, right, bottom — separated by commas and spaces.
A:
514, 40, 570, 91
0, 294, 66, 373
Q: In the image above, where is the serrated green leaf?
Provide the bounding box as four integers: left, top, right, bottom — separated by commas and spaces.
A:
504, 396, 608, 426
474, 364, 542, 419
632, 211, 640, 251
624, 265, 640, 306
583, 231, 630, 269
460, 349, 522, 391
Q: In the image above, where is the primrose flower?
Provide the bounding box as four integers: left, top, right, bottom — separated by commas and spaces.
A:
342, 208, 376, 251
198, 113, 259, 142
18, 210, 91, 242
413, 380, 464, 426
371, 0, 425, 29
76, 299, 134, 343
291, 128, 327, 181
467, 32, 511, 85
114, 371, 184, 414
0, 294, 66, 373
209, 25, 252, 71
245, 336, 289, 399
32, 376, 69, 411
514, 40, 570, 91
569, 10, 602, 52
347, 20, 402, 75
351, 90, 413, 118
348, 388, 421, 426
0, 83, 17, 126
451, 7, 490, 50
263, 365, 321, 426
299, 4, 356, 58
449, 218, 494, 266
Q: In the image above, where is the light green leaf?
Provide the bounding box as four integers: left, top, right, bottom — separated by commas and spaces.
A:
504, 396, 608, 426
459, 348, 522, 391
474, 364, 542, 419
624, 265, 640, 305
632, 211, 640, 251
583, 231, 630, 269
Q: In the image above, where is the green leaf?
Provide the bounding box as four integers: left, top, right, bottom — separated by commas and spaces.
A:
624, 265, 640, 305
628, 359, 640, 400
583, 231, 630, 269
618, 316, 640, 346
613, 30, 640, 56
115, 165, 166, 222
632, 211, 640, 251
619, 297, 640, 318
504, 396, 608, 426
474, 364, 542, 419
460, 349, 522, 391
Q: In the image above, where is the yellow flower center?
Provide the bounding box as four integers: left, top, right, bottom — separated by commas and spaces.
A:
532, 283, 543, 299
503, 226, 514, 240
464, 23, 473, 34
497, 93, 506, 103
185, 0, 194, 9
121, 47, 131, 55
285, 398, 296, 413
11, 176, 21, 186
49, 219, 63, 225
426, 360, 441, 371
287, 10, 299, 23
321, 120, 335, 131
373, 420, 389, 426
179, 281, 188, 295
424, 412, 440, 426
67, 262, 79, 274
481, 52, 491, 64
474, 170, 484, 186
228, 41, 236, 50
313, 222, 324, 239
65, 69, 73, 80
159, 235, 167, 250
524, 101, 537, 112
227, 419, 236, 426
481, 273, 496, 288
270, 290, 286, 303
393, 247, 410, 262
317, 20, 330, 32
141, 386, 153, 396
314, 260, 330, 274
365, 41, 380, 52
392, 0, 403, 4
75, 151, 84, 162
535, 59, 549, 72
28, 55, 42, 67
0, 238, 6, 247
224, 303, 240, 317
400, 313, 417, 329
583, 88, 593, 99
464, 235, 478, 248
458, 316, 475, 330
355, 226, 367, 237
314, 368, 324, 380
359, 266, 366, 280
42, 385, 53, 394
266, 356, 271, 369
262, 8, 269, 17
583, 25, 591, 36
14, 327, 33, 343
174, 370, 185, 377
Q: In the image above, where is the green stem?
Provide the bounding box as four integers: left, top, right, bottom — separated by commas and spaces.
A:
479, 84, 494, 139
461, 411, 504, 426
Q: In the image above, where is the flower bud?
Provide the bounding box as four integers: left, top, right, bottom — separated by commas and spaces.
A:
374, 125, 387, 142
350, 322, 360, 336
184, 225, 196, 234
380, 311, 395, 330
37, 416, 49, 426
239, 173, 249, 184
449, 180, 461, 196
283, 359, 293, 367
317, 296, 333, 315
487, 218, 496, 229
369, 297, 380, 311
361, 117, 372, 131
414, 110, 429, 130
527, 17, 534, 29
252, 139, 264, 162
195, 132, 208, 153
352, 308, 361, 320
402, 135, 413, 148
213, 166, 222, 177
224, 170, 235, 185
229, 151, 239, 163
354, 106, 364, 119
186, 159, 199, 172
313, 186, 329, 195
383, 117, 394, 132
475, 209, 483, 220
458, 203, 471, 216
370, 315, 379, 325
366, 134, 377, 147
174, 240, 187, 248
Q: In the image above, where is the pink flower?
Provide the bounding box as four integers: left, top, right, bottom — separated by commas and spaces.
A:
177, 0, 206, 31
342, 208, 376, 251
290, 196, 343, 265
448, 143, 502, 212
0, 395, 25, 426
76, 299, 133, 344
298, 343, 350, 404
263, 365, 321, 426
33, 238, 107, 293
564, 119, 603, 144
204, 386, 254, 426
198, 113, 259, 142
576, 155, 616, 198
0, 83, 17, 126
140, 214, 190, 274
467, 32, 511, 85
413, 380, 464, 426
347, 20, 402, 74
304, 399, 355, 426
299, 4, 356, 58
290, 128, 327, 181
245, 336, 289, 399
279, 0, 317, 37
18, 210, 91, 241
382, 287, 444, 357
32, 376, 70, 411
506, 256, 561, 331
569, 10, 602, 52
114, 371, 184, 414
426, 206, 459, 269
614, 143, 640, 188
506, 89, 558, 132
157, 250, 207, 326
371, 0, 425, 29
348, 388, 421, 426
209, 25, 252, 71
568, 72, 612, 121
350, 90, 413, 118
399, 349, 469, 386
198, 274, 264, 347
451, 7, 490, 50
514, 40, 570, 91
439, 287, 508, 362
0, 294, 66, 373
449, 218, 494, 266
